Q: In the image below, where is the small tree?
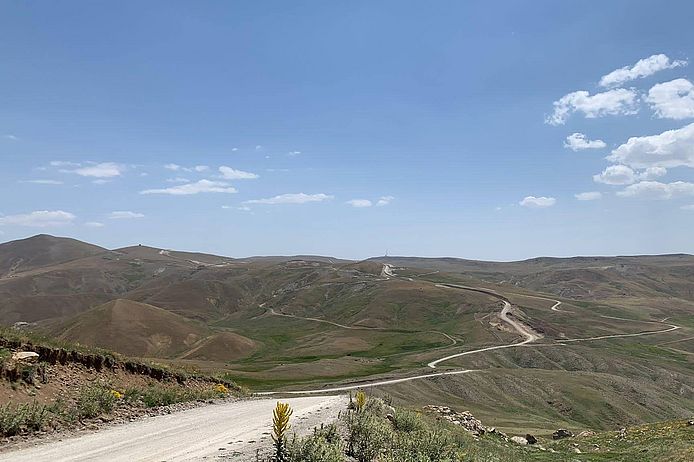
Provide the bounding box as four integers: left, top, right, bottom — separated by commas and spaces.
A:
272, 402, 293, 462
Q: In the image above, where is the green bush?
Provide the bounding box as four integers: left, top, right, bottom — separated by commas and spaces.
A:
346, 411, 393, 462
288, 433, 343, 462
392, 409, 424, 433
0, 403, 27, 436
0, 348, 10, 367
77, 385, 117, 419
24, 401, 49, 431
0, 401, 50, 436
390, 429, 460, 462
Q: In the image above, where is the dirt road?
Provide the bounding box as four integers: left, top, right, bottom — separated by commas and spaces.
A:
0, 396, 346, 462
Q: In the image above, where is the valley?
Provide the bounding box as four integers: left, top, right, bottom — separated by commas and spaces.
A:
1, 234, 693, 437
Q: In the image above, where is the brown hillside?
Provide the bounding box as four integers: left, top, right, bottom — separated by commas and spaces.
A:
57, 299, 207, 358
0, 234, 104, 277
178, 331, 257, 362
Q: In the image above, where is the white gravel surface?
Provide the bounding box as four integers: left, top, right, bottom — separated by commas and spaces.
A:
0, 395, 346, 462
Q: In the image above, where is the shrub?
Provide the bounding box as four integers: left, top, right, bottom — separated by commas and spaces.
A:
0, 401, 50, 436
0, 403, 27, 436
346, 411, 393, 462
390, 429, 460, 462
392, 409, 424, 433
0, 348, 10, 367
24, 401, 49, 431
288, 432, 343, 462
77, 385, 117, 419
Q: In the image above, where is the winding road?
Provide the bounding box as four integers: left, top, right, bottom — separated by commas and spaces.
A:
257, 265, 684, 394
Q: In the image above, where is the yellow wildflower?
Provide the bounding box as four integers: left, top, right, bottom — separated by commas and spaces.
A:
215, 384, 229, 394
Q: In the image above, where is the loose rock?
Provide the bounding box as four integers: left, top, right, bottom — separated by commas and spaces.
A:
552, 428, 574, 440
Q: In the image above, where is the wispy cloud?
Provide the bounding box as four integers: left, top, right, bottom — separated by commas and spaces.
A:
519, 196, 556, 208
0, 210, 75, 227
3, 134, 18, 141
599, 53, 687, 88
245, 193, 333, 205
61, 162, 125, 178
575, 191, 602, 201
140, 179, 237, 195
50, 160, 81, 167
164, 164, 209, 172
85, 221, 105, 228
376, 196, 394, 206
347, 199, 373, 208
219, 166, 259, 180
21, 179, 64, 185
108, 211, 145, 219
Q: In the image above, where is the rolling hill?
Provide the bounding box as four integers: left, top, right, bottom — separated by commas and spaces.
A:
0, 234, 692, 432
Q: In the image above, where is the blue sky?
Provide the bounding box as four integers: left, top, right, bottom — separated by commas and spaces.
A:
1, 1, 694, 260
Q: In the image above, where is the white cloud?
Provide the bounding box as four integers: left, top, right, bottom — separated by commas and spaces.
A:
255, 145, 263, 151
219, 166, 259, 180
617, 181, 694, 199
85, 221, 105, 228
92, 179, 110, 185
3, 134, 18, 140
593, 165, 637, 185
224, 205, 252, 211
164, 163, 210, 173
645, 78, 694, 120
681, 204, 694, 210
108, 211, 145, 219
607, 122, 694, 169
546, 88, 639, 125
0, 210, 75, 227
599, 54, 687, 88
575, 191, 602, 201
245, 193, 333, 205
288, 151, 301, 156
519, 196, 556, 208
231, 148, 239, 152
166, 177, 190, 183
140, 179, 238, 195
376, 196, 394, 206
593, 165, 666, 185
640, 166, 667, 180
564, 133, 607, 151
64, 162, 125, 178
347, 199, 373, 208
21, 179, 63, 185
50, 160, 81, 167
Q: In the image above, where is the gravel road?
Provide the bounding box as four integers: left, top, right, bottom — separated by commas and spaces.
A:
0, 395, 346, 462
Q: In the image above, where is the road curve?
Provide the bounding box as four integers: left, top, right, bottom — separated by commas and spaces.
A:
427, 300, 539, 368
